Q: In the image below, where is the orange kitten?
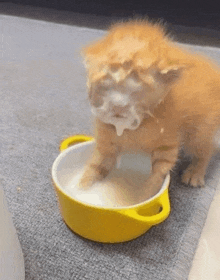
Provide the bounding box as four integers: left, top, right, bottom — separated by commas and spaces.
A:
79, 20, 220, 199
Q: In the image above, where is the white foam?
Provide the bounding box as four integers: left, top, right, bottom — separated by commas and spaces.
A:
92, 103, 142, 137
63, 152, 157, 208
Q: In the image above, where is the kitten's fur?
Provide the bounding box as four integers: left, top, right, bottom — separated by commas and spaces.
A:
79, 20, 220, 199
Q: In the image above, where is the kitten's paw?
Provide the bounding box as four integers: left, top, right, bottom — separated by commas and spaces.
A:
143, 174, 166, 200
181, 164, 205, 187
78, 176, 95, 188
78, 169, 104, 188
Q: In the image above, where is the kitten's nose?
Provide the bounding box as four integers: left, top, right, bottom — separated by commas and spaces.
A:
110, 92, 129, 107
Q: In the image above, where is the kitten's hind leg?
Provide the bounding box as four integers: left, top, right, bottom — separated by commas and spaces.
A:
181, 137, 214, 187
181, 154, 213, 187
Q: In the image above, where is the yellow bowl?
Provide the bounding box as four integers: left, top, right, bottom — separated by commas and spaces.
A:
52, 135, 171, 243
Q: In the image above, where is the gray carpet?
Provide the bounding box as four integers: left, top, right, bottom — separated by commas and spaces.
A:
1, 9, 220, 280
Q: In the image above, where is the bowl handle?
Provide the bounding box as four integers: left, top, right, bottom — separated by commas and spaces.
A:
122, 192, 170, 225
59, 135, 94, 152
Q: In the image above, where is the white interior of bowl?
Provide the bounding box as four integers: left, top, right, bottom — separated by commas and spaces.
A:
52, 141, 169, 208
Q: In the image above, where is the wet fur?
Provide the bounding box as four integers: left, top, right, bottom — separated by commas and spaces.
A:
79, 20, 220, 199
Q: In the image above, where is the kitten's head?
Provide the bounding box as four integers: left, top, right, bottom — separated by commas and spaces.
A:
81, 20, 187, 135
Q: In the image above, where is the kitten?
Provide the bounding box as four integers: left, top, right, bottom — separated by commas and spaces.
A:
79, 19, 220, 199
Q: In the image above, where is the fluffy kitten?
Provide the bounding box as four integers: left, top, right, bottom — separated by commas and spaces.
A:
79, 20, 220, 199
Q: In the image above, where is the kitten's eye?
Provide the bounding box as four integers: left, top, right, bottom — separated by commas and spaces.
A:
93, 98, 104, 107
98, 78, 114, 94
122, 61, 132, 70
129, 70, 140, 80
101, 78, 113, 88
125, 71, 142, 89
131, 90, 145, 100
97, 87, 107, 97
91, 90, 104, 107
126, 78, 143, 94
126, 77, 142, 89
110, 64, 120, 73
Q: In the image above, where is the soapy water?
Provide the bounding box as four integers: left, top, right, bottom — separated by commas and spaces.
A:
63, 153, 154, 207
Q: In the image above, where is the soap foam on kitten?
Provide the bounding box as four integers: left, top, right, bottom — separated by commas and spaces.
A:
91, 89, 143, 136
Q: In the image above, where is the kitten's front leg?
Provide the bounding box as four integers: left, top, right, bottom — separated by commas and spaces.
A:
79, 145, 118, 188
144, 145, 179, 199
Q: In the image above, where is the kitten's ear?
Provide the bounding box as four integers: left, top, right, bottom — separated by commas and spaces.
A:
157, 65, 186, 84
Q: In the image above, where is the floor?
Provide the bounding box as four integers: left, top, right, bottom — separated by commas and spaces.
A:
1, 3, 220, 279
0, 3, 220, 44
